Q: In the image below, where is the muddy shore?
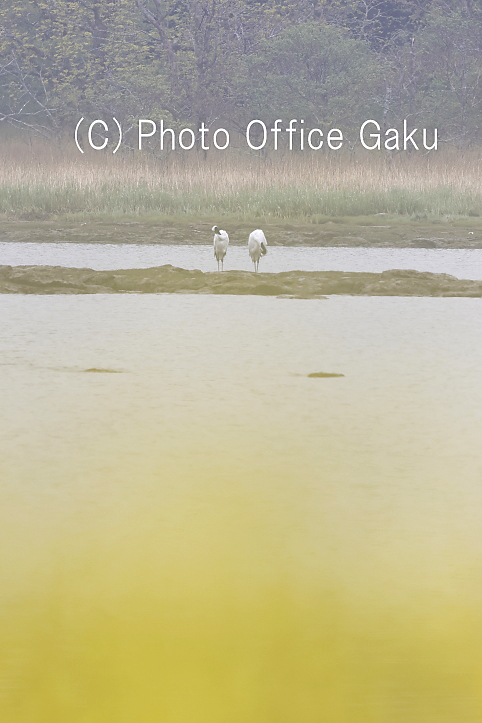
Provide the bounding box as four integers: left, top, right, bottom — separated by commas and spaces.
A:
1, 218, 482, 248
2, 265, 482, 297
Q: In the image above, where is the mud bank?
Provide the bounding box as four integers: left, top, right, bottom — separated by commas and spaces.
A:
1, 218, 482, 248
2, 265, 482, 297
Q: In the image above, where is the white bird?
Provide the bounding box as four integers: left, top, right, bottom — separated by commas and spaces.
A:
248, 229, 268, 272
212, 225, 229, 271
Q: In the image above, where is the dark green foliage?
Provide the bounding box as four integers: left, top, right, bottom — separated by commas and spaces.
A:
0, 0, 481, 144
324, 1, 432, 49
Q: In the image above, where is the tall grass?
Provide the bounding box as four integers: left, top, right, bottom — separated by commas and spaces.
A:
0, 137, 481, 220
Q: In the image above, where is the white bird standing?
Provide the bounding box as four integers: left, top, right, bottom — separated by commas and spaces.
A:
248, 229, 268, 272
212, 225, 229, 271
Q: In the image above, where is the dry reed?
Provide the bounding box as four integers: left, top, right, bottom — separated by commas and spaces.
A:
1, 137, 481, 219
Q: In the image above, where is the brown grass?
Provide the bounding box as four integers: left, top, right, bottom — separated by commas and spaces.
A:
0, 136, 481, 219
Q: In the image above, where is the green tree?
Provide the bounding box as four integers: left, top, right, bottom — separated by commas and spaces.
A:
243, 21, 381, 141
0, 0, 172, 136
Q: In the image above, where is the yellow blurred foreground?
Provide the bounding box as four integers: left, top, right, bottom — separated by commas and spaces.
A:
2, 462, 482, 723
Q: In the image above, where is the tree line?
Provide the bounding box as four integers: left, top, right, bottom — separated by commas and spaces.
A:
0, 0, 481, 149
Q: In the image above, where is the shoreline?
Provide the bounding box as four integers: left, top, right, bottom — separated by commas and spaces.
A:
1, 217, 482, 248
2, 265, 482, 297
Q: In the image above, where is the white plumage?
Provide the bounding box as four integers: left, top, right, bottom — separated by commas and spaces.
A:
212, 225, 229, 271
248, 229, 268, 272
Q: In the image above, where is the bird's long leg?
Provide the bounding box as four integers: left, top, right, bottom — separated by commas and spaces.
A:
222, 259, 224, 271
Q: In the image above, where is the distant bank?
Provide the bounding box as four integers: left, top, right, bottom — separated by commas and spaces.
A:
1, 217, 481, 249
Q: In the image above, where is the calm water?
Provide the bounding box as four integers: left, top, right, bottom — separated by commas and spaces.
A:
2, 294, 482, 585
1, 293, 482, 720
1, 241, 482, 278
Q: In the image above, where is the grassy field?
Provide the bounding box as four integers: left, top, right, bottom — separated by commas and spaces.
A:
1, 136, 482, 223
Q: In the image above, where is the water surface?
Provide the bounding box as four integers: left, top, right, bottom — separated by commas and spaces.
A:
2, 293, 481, 580
1, 293, 482, 721
2, 242, 482, 278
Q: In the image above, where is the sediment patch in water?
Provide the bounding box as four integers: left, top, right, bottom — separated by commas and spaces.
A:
1, 265, 482, 297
